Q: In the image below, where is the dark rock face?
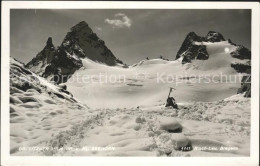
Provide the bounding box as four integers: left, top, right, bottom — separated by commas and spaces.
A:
175, 31, 225, 63
175, 32, 203, 60
46, 37, 54, 48
61, 21, 123, 66
229, 44, 251, 74
228, 44, 251, 97
26, 37, 83, 84
231, 62, 251, 74
237, 75, 251, 97
43, 47, 83, 83
10, 63, 39, 92
180, 45, 209, 64
26, 21, 124, 83
176, 31, 251, 98
230, 45, 251, 60
25, 37, 56, 75
205, 31, 225, 42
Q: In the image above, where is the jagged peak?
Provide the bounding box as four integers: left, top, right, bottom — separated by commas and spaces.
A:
205, 31, 225, 42
184, 32, 203, 43
62, 21, 94, 44
187, 32, 198, 37
185, 32, 199, 40
26, 20, 124, 79
70, 21, 91, 33
46, 37, 54, 48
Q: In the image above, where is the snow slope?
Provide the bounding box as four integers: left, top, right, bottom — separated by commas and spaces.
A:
14, 94, 250, 157
65, 41, 245, 109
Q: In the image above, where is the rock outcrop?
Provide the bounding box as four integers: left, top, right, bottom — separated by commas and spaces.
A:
26, 21, 124, 84
11, 58, 80, 103
229, 44, 251, 97
230, 45, 251, 60
25, 37, 56, 76
175, 31, 225, 64
237, 75, 251, 97
230, 61, 251, 74
26, 37, 83, 84
205, 31, 225, 42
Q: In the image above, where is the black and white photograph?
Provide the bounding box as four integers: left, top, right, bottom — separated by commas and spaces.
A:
1, 1, 259, 166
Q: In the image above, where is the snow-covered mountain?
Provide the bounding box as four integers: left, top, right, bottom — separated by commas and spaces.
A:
174, 31, 251, 97
26, 21, 125, 83
175, 31, 225, 64
64, 39, 250, 108
175, 31, 251, 69
24, 28, 251, 108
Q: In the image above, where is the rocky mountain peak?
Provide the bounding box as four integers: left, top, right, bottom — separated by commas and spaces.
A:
185, 32, 203, 42
26, 21, 124, 84
186, 32, 198, 39
205, 31, 225, 42
175, 32, 208, 62
175, 31, 227, 63
65, 21, 93, 42
46, 37, 54, 48
71, 21, 90, 32
60, 21, 123, 66
175, 31, 251, 97
25, 37, 56, 75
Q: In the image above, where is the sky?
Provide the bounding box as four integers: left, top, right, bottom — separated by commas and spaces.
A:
10, 9, 251, 65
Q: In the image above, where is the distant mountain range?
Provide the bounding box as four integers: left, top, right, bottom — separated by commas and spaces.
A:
24, 21, 251, 97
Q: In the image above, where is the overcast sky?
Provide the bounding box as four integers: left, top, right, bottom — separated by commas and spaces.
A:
10, 9, 251, 65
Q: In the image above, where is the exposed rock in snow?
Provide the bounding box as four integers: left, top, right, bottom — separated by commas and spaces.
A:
229, 44, 251, 96
11, 57, 85, 106
237, 75, 251, 97
25, 37, 56, 76
230, 45, 251, 74
175, 32, 209, 63
205, 31, 225, 42
230, 45, 251, 60
231, 62, 251, 74
175, 31, 249, 65
175, 31, 226, 63
25, 37, 83, 83
174, 31, 251, 98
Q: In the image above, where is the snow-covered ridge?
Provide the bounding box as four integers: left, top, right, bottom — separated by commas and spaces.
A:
11, 58, 84, 104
